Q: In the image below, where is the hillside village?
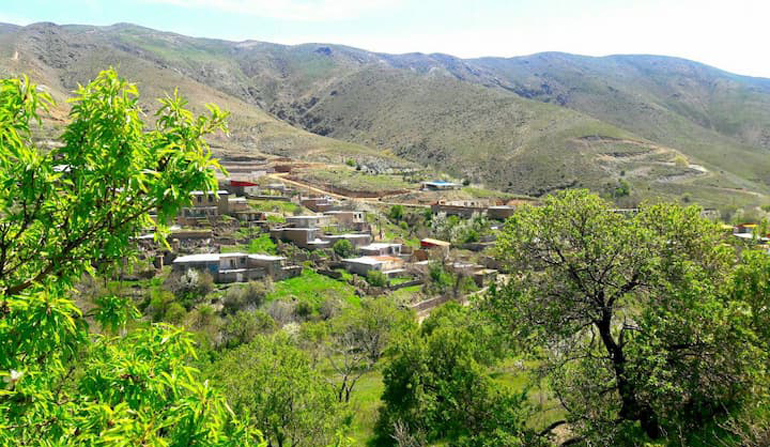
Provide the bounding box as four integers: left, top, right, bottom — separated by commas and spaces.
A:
133, 156, 525, 320
5, 13, 770, 446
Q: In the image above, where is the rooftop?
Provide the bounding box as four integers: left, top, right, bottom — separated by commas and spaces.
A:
173, 253, 220, 263
248, 254, 286, 261
361, 243, 401, 250
422, 180, 460, 186
421, 238, 451, 247
191, 190, 229, 195
343, 256, 386, 265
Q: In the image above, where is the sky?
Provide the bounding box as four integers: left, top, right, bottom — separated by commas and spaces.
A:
1, 0, 769, 77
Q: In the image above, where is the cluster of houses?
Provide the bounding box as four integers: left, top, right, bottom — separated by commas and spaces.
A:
171, 252, 301, 283
430, 199, 521, 220
152, 170, 510, 288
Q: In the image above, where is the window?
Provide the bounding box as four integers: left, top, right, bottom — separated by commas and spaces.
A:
230, 259, 235, 268
197, 196, 202, 204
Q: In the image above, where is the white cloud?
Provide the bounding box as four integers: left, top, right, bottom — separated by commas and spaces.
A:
147, 0, 400, 21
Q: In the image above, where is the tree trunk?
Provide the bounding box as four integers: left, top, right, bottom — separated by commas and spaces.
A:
596, 309, 662, 439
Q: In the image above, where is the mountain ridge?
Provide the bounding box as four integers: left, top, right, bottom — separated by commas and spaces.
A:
2, 21, 769, 212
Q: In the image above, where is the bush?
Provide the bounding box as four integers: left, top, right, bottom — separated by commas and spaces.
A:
164, 302, 187, 324
319, 297, 344, 320
294, 301, 314, 321
165, 268, 214, 308
345, 159, 356, 167
222, 310, 277, 348
332, 239, 355, 258
222, 280, 271, 315
147, 289, 176, 322
266, 298, 296, 325
388, 204, 404, 221
366, 270, 388, 288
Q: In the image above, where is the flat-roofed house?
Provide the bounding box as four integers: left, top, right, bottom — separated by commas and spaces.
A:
342, 255, 405, 277
421, 181, 461, 191
487, 205, 516, 220
270, 227, 330, 249
178, 190, 230, 225
324, 233, 373, 248
172, 252, 300, 282
359, 242, 402, 256
420, 238, 451, 249
171, 253, 220, 276
285, 215, 333, 228
301, 196, 339, 213
431, 200, 489, 217
324, 210, 369, 231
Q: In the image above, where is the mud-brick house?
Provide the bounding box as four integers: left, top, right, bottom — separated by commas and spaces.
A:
177, 190, 230, 225
431, 200, 489, 218
269, 227, 330, 249
359, 242, 402, 257
172, 252, 300, 283
324, 233, 373, 248
342, 255, 405, 277
285, 214, 333, 228
486, 205, 516, 220
324, 210, 369, 231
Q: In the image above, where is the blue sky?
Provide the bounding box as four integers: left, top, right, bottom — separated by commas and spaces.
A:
2, 0, 769, 77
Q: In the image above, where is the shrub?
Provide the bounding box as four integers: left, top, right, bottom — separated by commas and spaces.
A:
294, 301, 314, 321
266, 298, 296, 325
165, 268, 214, 308
222, 280, 271, 314
222, 310, 277, 348
388, 204, 404, 221
366, 270, 388, 287
164, 302, 187, 324
345, 159, 356, 167
332, 239, 355, 258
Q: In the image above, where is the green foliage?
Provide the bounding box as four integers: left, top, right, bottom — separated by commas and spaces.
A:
221, 310, 277, 349
222, 280, 273, 315
326, 299, 416, 403
345, 158, 356, 167
210, 334, 344, 447
365, 270, 388, 288
332, 238, 355, 258
248, 233, 278, 255
613, 178, 631, 198
489, 189, 767, 442
378, 303, 540, 446
166, 268, 215, 309
267, 269, 359, 311
0, 70, 262, 445
431, 213, 490, 245
388, 204, 405, 221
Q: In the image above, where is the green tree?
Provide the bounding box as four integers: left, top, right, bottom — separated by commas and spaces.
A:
0, 70, 261, 444
211, 335, 343, 447
488, 190, 765, 442
388, 204, 405, 221
332, 239, 355, 258
327, 299, 415, 402
378, 303, 539, 446
221, 310, 277, 349
366, 270, 388, 287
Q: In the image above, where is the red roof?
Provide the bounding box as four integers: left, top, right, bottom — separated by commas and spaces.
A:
230, 180, 258, 187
